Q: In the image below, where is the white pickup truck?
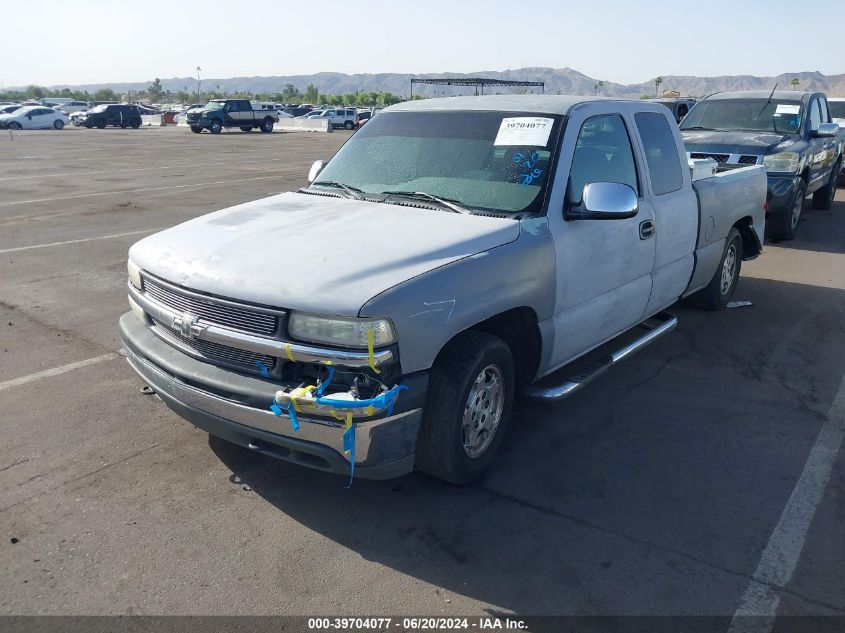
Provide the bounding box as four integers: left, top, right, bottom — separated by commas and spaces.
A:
121, 96, 767, 483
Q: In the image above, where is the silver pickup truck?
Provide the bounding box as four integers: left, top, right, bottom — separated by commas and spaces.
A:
120, 96, 766, 484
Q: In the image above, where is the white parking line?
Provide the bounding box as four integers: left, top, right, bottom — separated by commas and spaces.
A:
0, 354, 117, 392
0, 175, 282, 207
0, 157, 289, 181
727, 372, 845, 631
0, 229, 161, 254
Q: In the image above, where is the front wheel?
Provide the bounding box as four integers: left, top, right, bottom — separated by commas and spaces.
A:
415, 331, 515, 484
691, 227, 743, 310
771, 181, 806, 241
190, 126, 202, 134
53, 119, 64, 129
812, 160, 840, 210
209, 120, 223, 134
260, 118, 274, 133
8, 122, 22, 130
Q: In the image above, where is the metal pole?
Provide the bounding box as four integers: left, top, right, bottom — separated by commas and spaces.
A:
410, 80, 413, 100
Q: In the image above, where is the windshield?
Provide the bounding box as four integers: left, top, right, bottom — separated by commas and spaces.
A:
829, 101, 845, 120
312, 110, 564, 214
204, 101, 226, 110
681, 99, 803, 134
90, 105, 108, 113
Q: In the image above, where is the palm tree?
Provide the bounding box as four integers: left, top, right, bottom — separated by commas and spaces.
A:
654, 76, 664, 97
593, 80, 604, 96
790, 77, 799, 90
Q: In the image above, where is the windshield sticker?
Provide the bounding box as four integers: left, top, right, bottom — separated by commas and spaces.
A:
495, 117, 554, 146
775, 104, 800, 115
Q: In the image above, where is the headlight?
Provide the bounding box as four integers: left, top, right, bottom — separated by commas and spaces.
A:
763, 152, 800, 173
288, 313, 396, 348
127, 259, 142, 289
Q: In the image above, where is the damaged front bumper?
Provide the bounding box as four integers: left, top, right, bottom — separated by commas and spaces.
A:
119, 313, 424, 479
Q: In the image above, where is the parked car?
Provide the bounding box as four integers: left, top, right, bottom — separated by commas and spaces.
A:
121, 95, 766, 484
284, 106, 314, 118
357, 109, 372, 126
0, 105, 69, 130
647, 97, 696, 123
84, 104, 143, 129
0, 104, 22, 115
829, 98, 845, 181
69, 110, 89, 126
307, 107, 358, 129
681, 90, 842, 240
186, 99, 280, 134
53, 100, 90, 114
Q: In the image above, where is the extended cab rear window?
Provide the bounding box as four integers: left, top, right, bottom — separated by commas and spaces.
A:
635, 112, 683, 196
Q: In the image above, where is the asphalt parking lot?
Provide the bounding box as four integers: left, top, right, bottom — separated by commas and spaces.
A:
1, 126, 843, 620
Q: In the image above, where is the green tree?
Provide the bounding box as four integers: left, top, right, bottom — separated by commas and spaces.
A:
93, 88, 118, 102
148, 78, 164, 102
281, 84, 300, 102
654, 76, 663, 97
304, 83, 320, 103
790, 77, 799, 90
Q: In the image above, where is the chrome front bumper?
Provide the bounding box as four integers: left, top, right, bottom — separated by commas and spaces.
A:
120, 313, 421, 478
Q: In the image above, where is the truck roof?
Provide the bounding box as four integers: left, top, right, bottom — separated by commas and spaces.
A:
705, 90, 814, 101
386, 95, 638, 116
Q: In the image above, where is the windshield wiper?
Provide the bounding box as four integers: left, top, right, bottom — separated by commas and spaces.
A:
381, 190, 470, 214
308, 180, 365, 200
681, 126, 716, 131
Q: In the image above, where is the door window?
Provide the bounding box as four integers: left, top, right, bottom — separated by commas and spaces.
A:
567, 114, 639, 205
635, 112, 683, 195
809, 99, 822, 131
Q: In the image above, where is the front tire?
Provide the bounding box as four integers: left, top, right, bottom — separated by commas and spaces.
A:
771, 181, 806, 241
8, 122, 22, 130
190, 126, 202, 134
209, 119, 223, 134
812, 160, 840, 210
260, 118, 274, 133
691, 227, 743, 310
416, 331, 515, 484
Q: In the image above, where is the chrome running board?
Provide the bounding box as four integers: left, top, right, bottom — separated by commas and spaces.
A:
523, 312, 678, 401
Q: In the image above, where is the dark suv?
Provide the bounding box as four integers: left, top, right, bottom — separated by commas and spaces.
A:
84, 104, 142, 129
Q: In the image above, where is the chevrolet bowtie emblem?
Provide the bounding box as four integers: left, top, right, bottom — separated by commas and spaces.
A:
172, 312, 204, 340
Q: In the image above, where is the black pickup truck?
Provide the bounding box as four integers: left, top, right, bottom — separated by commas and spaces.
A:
681, 90, 842, 240
187, 99, 279, 134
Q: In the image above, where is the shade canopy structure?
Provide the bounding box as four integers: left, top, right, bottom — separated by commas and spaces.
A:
410, 77, 545, 98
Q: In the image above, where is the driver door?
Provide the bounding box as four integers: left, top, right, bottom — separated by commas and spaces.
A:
545, 107, 656, 371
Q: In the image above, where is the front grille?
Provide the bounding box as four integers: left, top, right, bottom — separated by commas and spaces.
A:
151, 316, 277, 375
691, 152, 729, 164
142, 275, 279, 336
738, 155, 759, 165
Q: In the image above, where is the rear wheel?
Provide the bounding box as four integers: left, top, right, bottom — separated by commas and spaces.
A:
53, 119, 64, 129
415, 331, 515, 484
771, 181, 806, 241
240, 126, 253, 132
260, 118, 274, 133
691, 227, 743, 310
209, 119, 223, 134
344, 120, 354, 130
812, 160, 840, 210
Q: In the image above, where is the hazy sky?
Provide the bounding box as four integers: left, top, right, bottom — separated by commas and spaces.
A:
3, 0, 842, 87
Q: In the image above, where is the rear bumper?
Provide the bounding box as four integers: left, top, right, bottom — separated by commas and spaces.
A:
119, 312, 422, 479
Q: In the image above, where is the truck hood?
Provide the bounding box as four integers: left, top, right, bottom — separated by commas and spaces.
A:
682, 129, 796, 156
128, 191, 520, 316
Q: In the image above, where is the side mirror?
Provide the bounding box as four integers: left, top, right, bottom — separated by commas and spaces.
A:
308, 160, 327, 183
811, 122, 839, 138
565, 182, 638, 221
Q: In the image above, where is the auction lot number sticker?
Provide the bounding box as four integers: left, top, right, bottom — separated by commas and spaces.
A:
308, 616, 527, 630
494, 117, 554, 147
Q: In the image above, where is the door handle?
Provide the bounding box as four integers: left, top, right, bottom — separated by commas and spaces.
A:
639, 220, 655, 240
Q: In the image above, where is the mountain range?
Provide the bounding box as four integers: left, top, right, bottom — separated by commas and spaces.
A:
22, 67, 845, 98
